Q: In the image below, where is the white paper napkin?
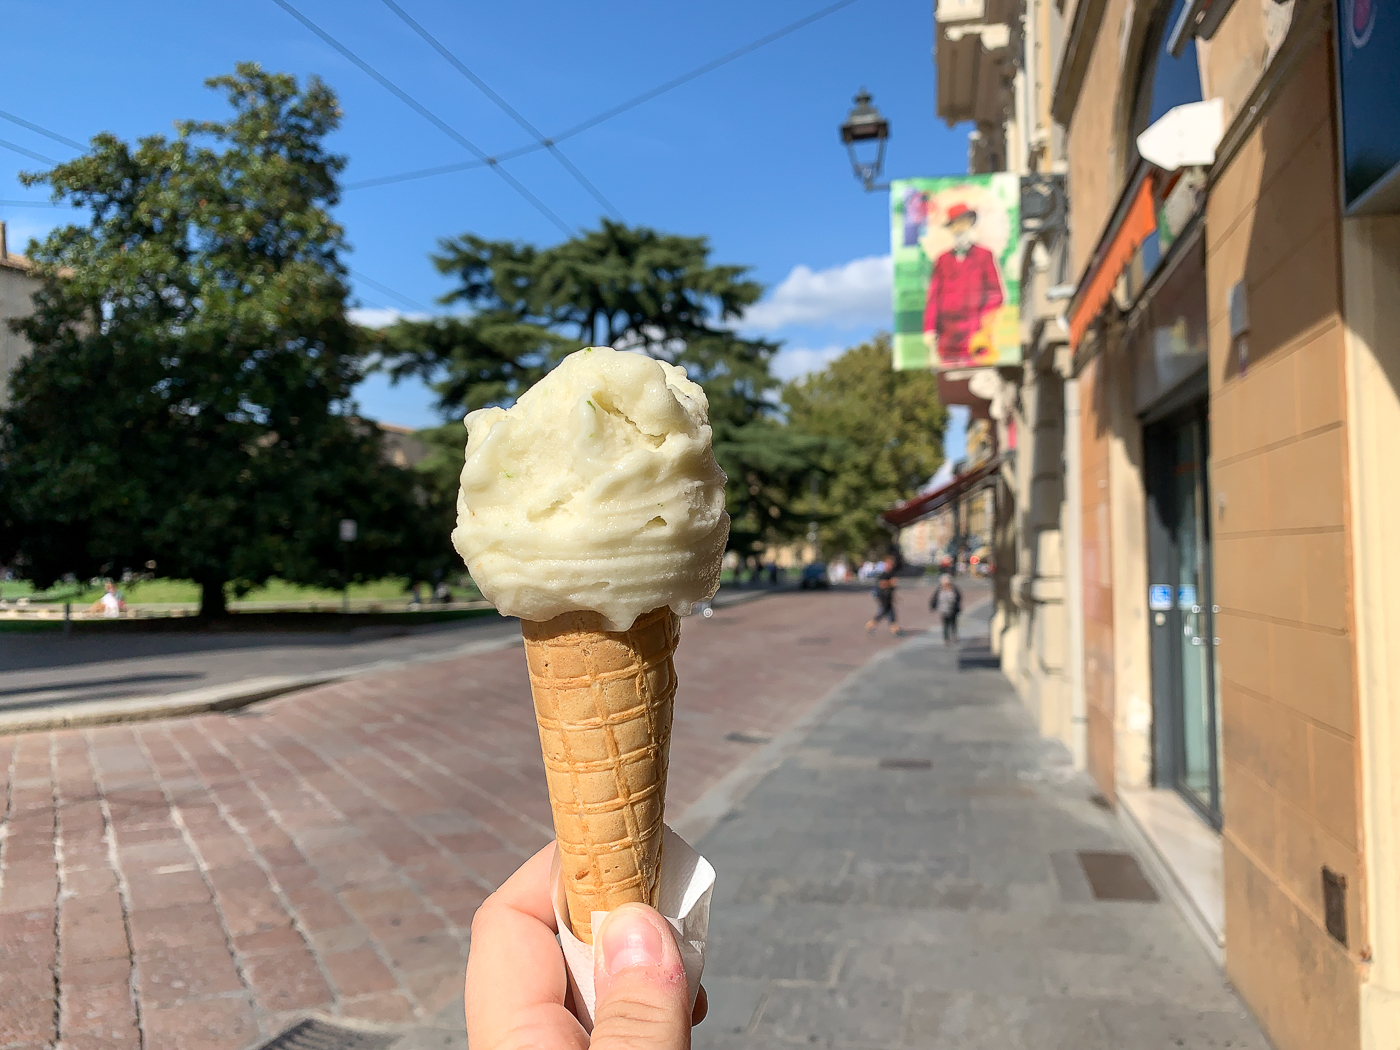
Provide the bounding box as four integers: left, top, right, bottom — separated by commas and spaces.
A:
550, 825, 715, 1031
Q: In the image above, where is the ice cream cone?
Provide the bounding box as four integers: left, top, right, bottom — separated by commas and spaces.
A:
522, 604, 679, 943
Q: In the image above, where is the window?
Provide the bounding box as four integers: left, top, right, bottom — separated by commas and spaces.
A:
1128, 0, 1205, 164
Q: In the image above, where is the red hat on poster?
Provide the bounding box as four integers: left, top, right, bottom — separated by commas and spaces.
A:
944, 203, 978, 226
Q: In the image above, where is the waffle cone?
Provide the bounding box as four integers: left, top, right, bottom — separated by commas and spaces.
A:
522, 605, 679, 943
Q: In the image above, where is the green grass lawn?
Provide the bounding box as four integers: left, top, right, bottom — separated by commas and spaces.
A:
1, 577, 483, 606
0, 579, 93, 603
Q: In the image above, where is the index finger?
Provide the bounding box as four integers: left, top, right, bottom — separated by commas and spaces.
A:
465, 843, 586, 1050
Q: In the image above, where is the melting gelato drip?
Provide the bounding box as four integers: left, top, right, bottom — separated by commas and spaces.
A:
452, 346, 730, 631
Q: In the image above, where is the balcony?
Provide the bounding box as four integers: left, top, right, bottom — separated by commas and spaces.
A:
934, 0, 1018, 127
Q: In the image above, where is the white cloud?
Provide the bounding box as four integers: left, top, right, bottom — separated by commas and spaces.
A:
771, 343, 844, 382
348, 306, 428, 328
743, 255, 892, 332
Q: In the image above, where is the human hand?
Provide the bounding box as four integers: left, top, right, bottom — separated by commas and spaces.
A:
465, 843, 707, 1049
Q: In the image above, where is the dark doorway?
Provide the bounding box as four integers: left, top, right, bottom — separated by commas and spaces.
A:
1146, 403, 1222, 827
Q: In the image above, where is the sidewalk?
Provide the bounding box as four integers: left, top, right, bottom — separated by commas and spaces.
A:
692, 608, 1271, 1049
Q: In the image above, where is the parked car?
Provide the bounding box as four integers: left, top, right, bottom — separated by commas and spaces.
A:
799, 562, 830, 589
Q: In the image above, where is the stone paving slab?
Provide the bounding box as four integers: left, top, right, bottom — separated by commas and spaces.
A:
692, 611, 1272, 1050
0, 586, 943, 1050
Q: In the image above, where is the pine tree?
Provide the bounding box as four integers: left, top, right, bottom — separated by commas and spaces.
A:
379, 220, 823, 554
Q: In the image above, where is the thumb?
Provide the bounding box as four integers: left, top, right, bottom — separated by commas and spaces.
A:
591, 903, 692, 1050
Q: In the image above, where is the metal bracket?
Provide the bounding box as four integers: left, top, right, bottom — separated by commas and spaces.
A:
1020, 174, 1068, 237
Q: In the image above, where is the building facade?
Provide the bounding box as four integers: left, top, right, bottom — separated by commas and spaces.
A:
932, 0, 1400, 1043
1056, 0, 1400, 1044
934, 0, 1081, 759
0, 222, 38, 411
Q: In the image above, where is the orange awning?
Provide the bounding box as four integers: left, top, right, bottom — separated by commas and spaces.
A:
1068, 175, 1157, 348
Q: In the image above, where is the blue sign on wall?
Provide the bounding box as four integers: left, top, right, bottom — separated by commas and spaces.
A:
1337, 0, 1400, 212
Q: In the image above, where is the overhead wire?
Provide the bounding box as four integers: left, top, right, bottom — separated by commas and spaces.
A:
269, 0, 574, 236
0, 110, 85, 151
377, 0, 622, 220
4, 0, 862, 310
344, 156, 490, 191
548, 0, 862, 145
0, 137, 58, 166
343, 0, 863, 193
0, 105, 436, 320
348, 268, 433, 313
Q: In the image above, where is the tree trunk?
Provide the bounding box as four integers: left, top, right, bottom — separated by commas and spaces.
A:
199, 580, 228, 619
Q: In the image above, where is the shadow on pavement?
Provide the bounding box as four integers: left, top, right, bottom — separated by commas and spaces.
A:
0, 613, 511, 675
0, 671, 205, 699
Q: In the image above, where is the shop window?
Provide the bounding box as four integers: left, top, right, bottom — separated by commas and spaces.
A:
1134, 237, 1208, 413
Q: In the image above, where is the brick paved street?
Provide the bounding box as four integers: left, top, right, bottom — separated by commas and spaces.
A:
0, 586, 945, 1050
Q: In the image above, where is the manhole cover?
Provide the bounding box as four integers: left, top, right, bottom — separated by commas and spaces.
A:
725, 731, 772, 745
879, 757, 932, 770
1077, 851, 1159, 902
253, 1019, 398, 1050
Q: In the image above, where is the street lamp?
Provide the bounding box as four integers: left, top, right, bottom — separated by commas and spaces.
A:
840, 89, 890, 192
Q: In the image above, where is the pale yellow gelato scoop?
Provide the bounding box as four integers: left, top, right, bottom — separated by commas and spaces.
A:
452, 346, 730, 631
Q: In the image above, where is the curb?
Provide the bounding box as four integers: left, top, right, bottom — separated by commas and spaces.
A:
0, 629, 524, 736
1116, 793, 1226, 968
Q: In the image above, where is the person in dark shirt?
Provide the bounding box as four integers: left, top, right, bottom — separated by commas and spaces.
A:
865, 568, 901, 635
931, 573, 963, 644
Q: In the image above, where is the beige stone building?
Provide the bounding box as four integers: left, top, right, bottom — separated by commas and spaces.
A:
1053, 0, 1400, 1044
933, 0, 1080, 754
929, 0, 1400, 1042
0, 222, 38, 410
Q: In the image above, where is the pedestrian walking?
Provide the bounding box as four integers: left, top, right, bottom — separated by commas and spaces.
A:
88, 581, 124, 618
865, 568, 901, 635
931, 573, 962, 644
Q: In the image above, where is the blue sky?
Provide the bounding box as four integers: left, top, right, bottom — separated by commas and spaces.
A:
0, 0, 969, 461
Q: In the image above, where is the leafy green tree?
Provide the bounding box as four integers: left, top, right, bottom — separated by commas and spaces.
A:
784, 335, 947, 562
378, 220, 822, 554
0, 64, 432, 615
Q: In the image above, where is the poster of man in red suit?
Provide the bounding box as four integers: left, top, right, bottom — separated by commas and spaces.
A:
921, 203, 1005, 367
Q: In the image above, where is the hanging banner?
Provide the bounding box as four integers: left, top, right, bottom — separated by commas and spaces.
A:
890, 174, 1021, 371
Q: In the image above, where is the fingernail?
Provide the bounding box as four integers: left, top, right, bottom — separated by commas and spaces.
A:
600, 908, 666, 974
